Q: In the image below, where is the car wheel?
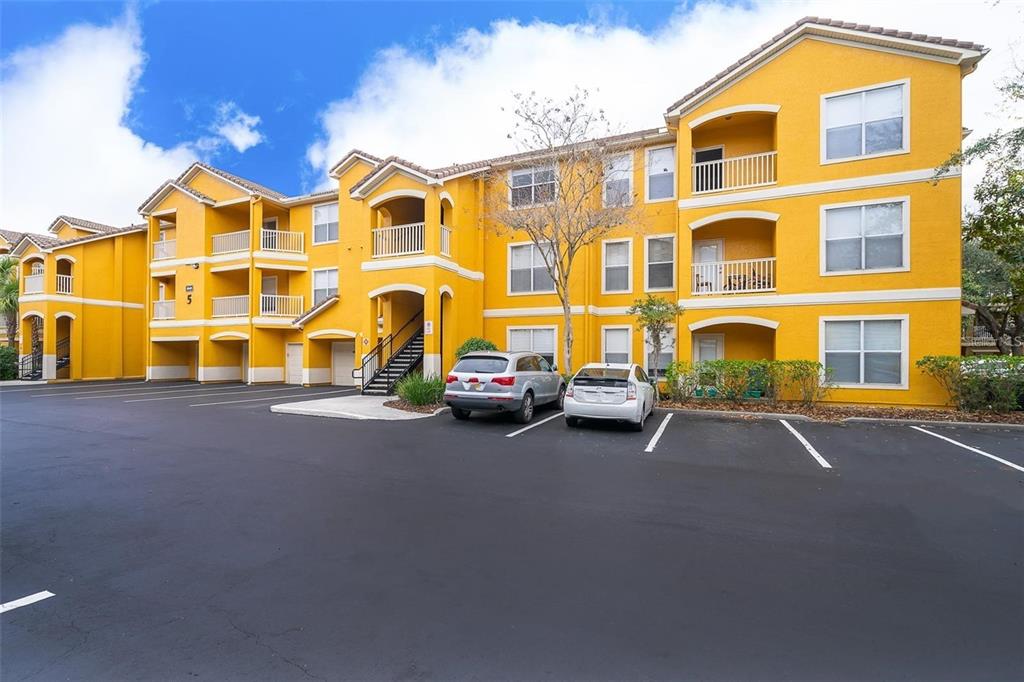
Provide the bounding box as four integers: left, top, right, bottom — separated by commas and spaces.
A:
555, 384, 566, 410
451, 407, 470, 420
513, 391, 534, 424
565, 416, 579, 427
631, 403, 646, 432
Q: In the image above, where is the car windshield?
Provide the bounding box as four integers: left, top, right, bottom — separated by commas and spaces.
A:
575, 367, 630, 380
453, 356, 509, 374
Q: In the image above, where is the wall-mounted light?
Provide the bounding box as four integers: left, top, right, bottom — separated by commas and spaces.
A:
192, 262, 200, 270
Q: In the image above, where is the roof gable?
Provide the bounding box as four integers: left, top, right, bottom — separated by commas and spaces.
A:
138, 180, 216, 215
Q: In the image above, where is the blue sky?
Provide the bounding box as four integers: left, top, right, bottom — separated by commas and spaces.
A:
1, 1, 1018, 230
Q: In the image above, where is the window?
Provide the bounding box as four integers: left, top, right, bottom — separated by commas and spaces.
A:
312, 268, 338, 305
603, 154, 633, 206
645, 235, 675, 291
823, 318, 905, 386
313, 203, 339, 244
824, 82, 906, 161
602, 327, 631, 364
262, 217, 278, 231
515, 355, 543, 372
454, 356, 509, 374
509, 243, 555, 294
644, 326, 675, 377
824, 200, 906, 273
508, 327, 556, 365
634, 366, 649, 384
510, 166, 556, 208
646, 146, 675, 201
602, 240, 631, 293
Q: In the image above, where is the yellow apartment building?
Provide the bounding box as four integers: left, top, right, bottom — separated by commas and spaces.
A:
1, 229, 25, 346
13, 217, 146, 380
20, 18, 988, 407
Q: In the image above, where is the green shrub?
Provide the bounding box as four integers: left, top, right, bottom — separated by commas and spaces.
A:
0, 345, 16, 380
918, 355, 1024, 412
455, 337, 498, 359
660, 358, 834, 407
780, 359, 834, 407
395, 372, 445, 406
664, 360, 700, 402
700, 359, 755, 402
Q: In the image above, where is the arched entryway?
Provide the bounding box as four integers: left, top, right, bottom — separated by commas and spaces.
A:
55, 313, 73, 379
439, 286, 454, 375
19, 312, 43, 379
688, 317, 779, 363
361, 284, 426, 394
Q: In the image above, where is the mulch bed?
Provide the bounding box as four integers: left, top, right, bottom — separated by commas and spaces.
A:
658, 399, 1024, 425
383, 399, 445, 414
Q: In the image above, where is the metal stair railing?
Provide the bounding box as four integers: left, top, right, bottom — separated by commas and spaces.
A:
354, 310, 424, 391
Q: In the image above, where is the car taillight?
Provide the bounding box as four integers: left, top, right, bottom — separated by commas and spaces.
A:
565, 381, 574, 398
626, 383, 637, 400
491, 375, 515, 386
445, 374, 458, 384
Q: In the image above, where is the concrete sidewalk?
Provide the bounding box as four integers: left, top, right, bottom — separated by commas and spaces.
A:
270, 393, 446, 420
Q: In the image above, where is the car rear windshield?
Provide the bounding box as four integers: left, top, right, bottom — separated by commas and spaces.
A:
575, 367, 630, 380
453, 356, 509, 374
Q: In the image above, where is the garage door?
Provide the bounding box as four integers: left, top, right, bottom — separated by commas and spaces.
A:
285, 343, 303, 385
332, 341, 355, 386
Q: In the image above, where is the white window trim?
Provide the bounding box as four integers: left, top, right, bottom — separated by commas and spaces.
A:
601, 238, 633, 295
603, 153, 634, 208
507, 165, 557, 209
819, 196, 911, 276
692, 333, 725, 363
506, 324, 558, 362
644, 144, 677, 203
820, 78, 910, 165
311, 267, 339, 305
600, 325, 633, 364
643, 323, 676, 375
312, 201, 339, 245
818, 314, 909, 390
644, 233, 676, 293
506, 241, 556, 297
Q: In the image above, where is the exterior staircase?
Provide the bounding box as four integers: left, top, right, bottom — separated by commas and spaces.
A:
56, 336, 70, 372
19, 350, 42, 380
361, 330, 424, 395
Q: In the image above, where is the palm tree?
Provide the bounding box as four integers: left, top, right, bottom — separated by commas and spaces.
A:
0, 256, 19, 348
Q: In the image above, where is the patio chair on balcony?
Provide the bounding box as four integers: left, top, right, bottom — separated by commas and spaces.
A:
694, 274, 714, 293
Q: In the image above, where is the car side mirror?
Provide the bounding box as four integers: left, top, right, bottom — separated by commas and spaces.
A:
551, 365, 558, 372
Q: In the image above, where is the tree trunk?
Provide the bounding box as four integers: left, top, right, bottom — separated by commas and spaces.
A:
973, 304, 1011, 354
561, 297, 573, 374
4, 313, 16, 349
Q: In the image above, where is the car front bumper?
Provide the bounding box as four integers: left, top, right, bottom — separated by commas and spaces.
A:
563, 396, 642, 422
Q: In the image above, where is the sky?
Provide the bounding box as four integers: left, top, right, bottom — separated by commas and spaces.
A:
0, 0, 1020, 233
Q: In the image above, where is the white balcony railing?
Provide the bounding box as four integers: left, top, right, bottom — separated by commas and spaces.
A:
260, 229, 304, 254
440, 224, 452, 258
372, 222, 424, 258
153, 239, 176, 260
56, 274, 73, 295
23, 274, 44, 294
692, 257, 776, 295
211, 230, 250, 255
692, 151, 777, 194
212, 295, 249, 318
153, 300, 175, 320
260, 294, 303, 317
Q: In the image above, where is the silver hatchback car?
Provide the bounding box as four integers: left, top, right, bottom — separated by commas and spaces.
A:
444, 351, 566, 423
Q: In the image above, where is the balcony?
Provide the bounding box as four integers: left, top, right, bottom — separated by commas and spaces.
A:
212, 230, 250, 255
260, 229, 304, 254
56, 274, 73, 295
23, 274, 44, 294
153, 300, 175, 320
373, 222, 424, 258
153, 240, 176, 260
212, 295, 249, 318
260, 294, 303, 317
440, 224, 453, 258
692, 151, 777, 194
691, 257, 776, 295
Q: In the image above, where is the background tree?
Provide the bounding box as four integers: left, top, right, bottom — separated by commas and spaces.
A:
0, 256, 19, 349
938, 66, 1023, 354
485, 89, 657, 373
627, 294, 684, 394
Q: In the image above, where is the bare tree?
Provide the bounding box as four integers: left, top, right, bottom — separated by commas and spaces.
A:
484, 89, 660, 373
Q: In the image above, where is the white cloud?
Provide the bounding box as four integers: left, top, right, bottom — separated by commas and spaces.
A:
0, 11, 264, 232
210, 101, 264, 153
306, 0, 1022, 203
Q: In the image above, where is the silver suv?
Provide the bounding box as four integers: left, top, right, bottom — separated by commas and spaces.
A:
444, 351, 566, 423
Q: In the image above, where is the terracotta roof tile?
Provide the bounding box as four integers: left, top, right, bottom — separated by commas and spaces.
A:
0, 229, 25, 244
51, 224, 146, 249
184, 162, 287, 200
48, 215, 121, 234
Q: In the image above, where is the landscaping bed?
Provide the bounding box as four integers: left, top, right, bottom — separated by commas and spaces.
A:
658, 399, 1024, 425
384, 398, 445, 415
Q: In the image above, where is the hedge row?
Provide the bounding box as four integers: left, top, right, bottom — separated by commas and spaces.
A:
917, 355, 1024, 412
663, 359, 833, 406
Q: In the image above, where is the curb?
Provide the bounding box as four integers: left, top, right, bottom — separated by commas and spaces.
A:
842, 416, 1024, 430
658, 406, 814, 422
270, 403, 449, 421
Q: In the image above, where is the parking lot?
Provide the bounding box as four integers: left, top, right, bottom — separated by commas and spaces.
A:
2, 380, 1022, 680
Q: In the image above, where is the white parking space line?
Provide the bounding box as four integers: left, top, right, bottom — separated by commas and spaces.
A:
910, 426, 1024, 474
1, 591, 55, 614
190, 388, 358, 407
505, 412, 564, 438
779, 419, 832, 469
644, 413, 674, 453
43, 383, 205, 398
3, 381, 147, 395
75, 384, 240, 401
124, 385, 297, 403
